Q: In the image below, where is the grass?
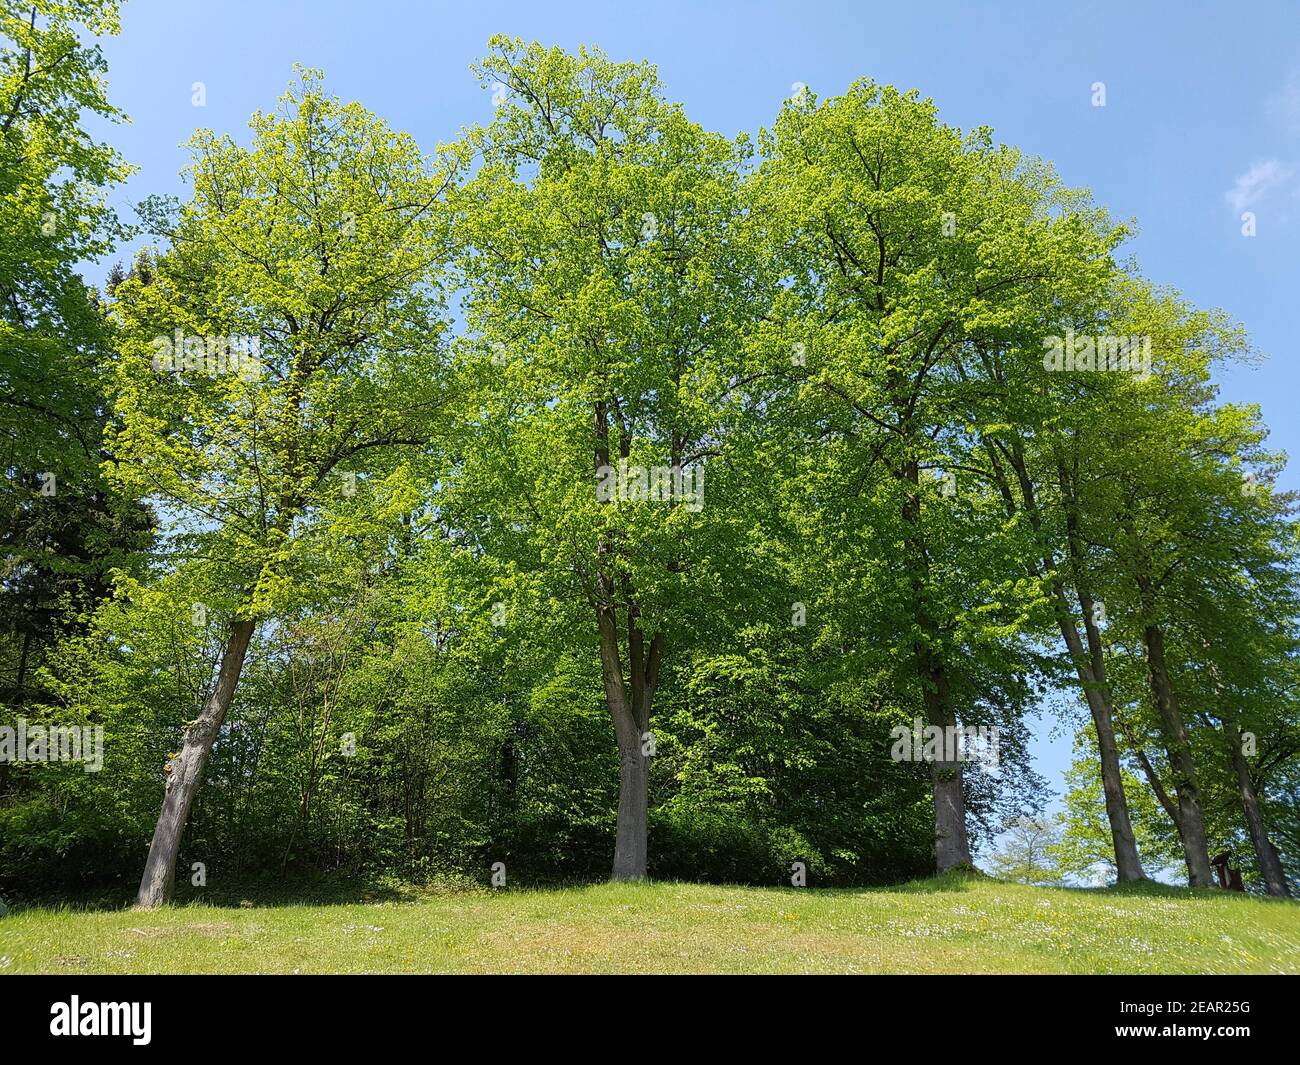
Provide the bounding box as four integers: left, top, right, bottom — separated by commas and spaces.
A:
2, 873, 1298, 974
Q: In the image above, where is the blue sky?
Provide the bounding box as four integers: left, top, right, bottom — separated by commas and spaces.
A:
87, 0, 1300, 825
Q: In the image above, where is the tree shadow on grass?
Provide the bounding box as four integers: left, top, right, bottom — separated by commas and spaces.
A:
8, 873, 474, 915
1066, 878, 1299, 906
883, 869, 986, 894
17, 867, 1280, 917
484, 870, 989, 901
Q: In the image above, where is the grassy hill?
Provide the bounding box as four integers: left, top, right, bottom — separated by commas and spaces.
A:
2, 873, 1297, 974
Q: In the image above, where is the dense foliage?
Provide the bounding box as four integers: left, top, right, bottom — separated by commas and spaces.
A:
1, 15, 1295, 901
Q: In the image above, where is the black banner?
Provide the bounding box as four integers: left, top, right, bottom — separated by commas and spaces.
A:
0, 974, 1288, 1051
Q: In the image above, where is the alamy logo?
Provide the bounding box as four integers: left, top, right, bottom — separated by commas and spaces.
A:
152, 328, 262, 379
50, 997, 151, 1045
0, 718, 103, 772
889, 718, 1000, 768
1042, 330, 1151, 377
595, 460, 704, 512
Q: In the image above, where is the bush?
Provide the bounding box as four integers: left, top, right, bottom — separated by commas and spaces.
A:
649, 803, 819, 885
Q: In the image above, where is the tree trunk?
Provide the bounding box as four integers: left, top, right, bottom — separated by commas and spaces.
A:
1049, 458, 1146, 882
920, 654, 973, 870
985, 442, 1145, 882
1226, 723, 1291, 898
1119, 714, 1183, 827
597, 600, 652, 880
1141, 623, 1213, 887
901, 457, 972, 872
135, 618, 255, 908
14, 627, 31, 704
611, 709, 648, 880
1053, 594, 1145, 881
591, 399, 659, 881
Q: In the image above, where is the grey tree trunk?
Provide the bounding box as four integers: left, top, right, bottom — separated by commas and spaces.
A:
1052, 595, 1145, 881
922, 660, 973, 871
597, 600, 653, 881
1050, 460, 1146, 882
612, 713, 649, 880
900, 456, 972, 872
1121, 717, 1184, 831
591, 402, 662, 882
135, 618, 255, 908
984, 443, 1145, 882
1227, 723, 1291, 898
1142, 623, 1213, 888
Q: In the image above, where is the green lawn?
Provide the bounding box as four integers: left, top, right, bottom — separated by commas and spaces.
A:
2, 874, 1297, 974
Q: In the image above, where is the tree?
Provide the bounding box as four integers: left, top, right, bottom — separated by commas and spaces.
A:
0, 0, 139, 726
988, 815, 1061, 885
1060, 295, 1258, 889
755, 80, 1119, 871
1052, 745, 1182, 884
106, 70, 463, 906
1117, 410, 1297, 896
448, 38, 765, 879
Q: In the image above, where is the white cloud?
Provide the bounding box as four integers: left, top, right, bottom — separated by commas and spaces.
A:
1224, 159, 1296, 213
